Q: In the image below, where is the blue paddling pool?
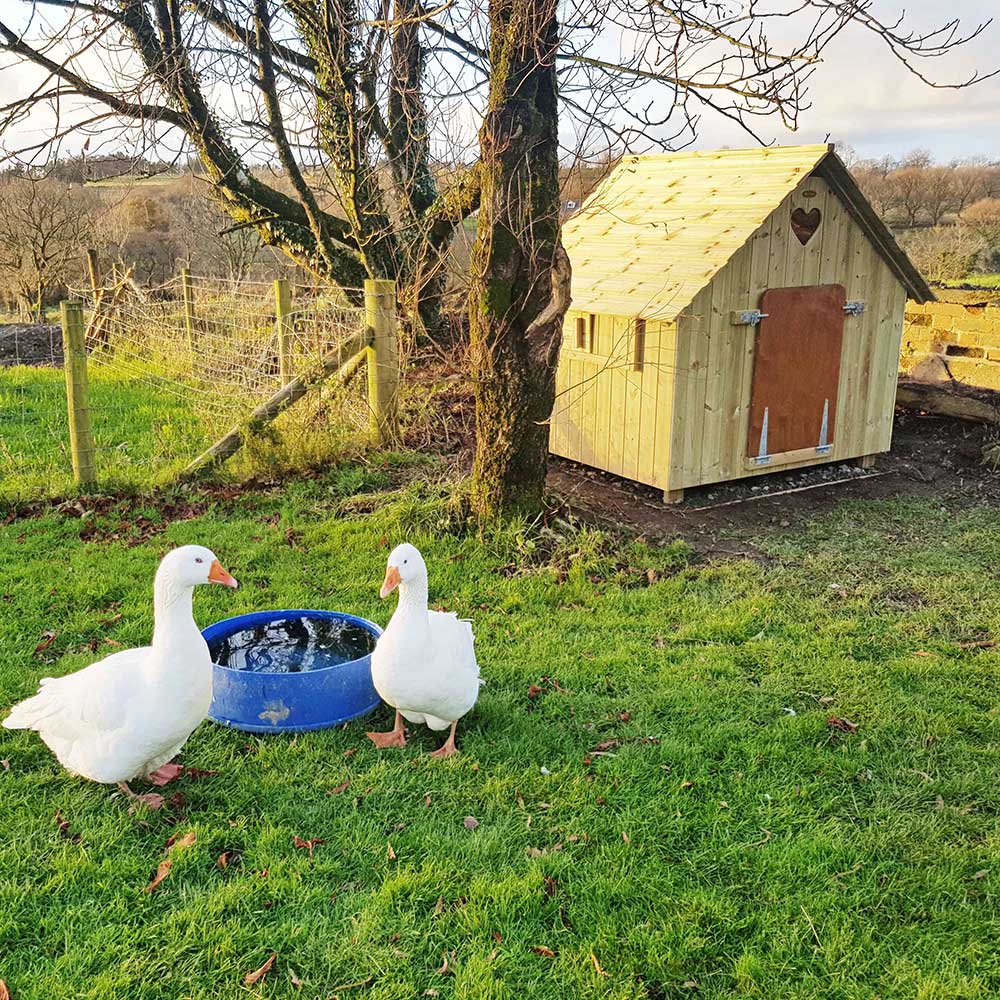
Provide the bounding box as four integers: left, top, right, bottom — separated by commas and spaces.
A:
203, 609, 382, 733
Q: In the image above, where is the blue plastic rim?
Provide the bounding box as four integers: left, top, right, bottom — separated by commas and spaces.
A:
202, 609, 383, 734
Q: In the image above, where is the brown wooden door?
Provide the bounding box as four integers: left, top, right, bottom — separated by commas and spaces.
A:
746, 284, 846, 461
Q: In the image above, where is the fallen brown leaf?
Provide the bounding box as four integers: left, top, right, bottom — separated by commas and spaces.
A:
144, 859, 172, 893
622, 830, 631, 844
0, 760, 9, 771
590, 951, 608, 977
184, 767, 218, 780
424, 793, 432, 807
492, 931, 503, 943
127, 791, 165, 812
292, 836, 325, 860
826, 716, 858, 734
543, 875, 558, 897
591, 739, 620, 753
527, 684, 544, 699
530, 945, 556, 958
166, 831, 197, 851
34, 631, 56, 654
217, 852, 231, 869
54, 810, 81, 844
243, 954, 276, 986
387, 841, 397, 861
463, 815, 479, 830
0, 978, 9, 1000
437, 950, 454, 975
618, 711, 631, 722
433, 896, 444, 916
343, 748, 357, 758
327, 780, 351, 795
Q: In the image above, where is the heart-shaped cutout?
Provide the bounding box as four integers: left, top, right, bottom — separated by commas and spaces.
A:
791, 207, 821, 245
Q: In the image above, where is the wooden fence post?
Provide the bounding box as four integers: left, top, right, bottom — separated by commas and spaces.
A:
364, 279, 399, 446
181, 267, 197, 354
61, 300, 97, 487
86, 249, 101, 301
274, 278, 294, 385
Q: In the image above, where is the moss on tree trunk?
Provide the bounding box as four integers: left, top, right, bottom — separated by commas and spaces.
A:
468, 0, 570, 519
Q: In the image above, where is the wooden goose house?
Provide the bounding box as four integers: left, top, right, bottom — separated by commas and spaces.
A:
550, 144, 932, 502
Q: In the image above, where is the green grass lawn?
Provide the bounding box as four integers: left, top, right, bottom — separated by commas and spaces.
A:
1, 466, 999, 999
942, 273, 1000, 290
0, 366, 211, 498
0, 364, 367, 501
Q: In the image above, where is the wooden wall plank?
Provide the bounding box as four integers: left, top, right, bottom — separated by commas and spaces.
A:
636, 320, 663, 486
623, 323, 642, 482
698, 272, 728, 484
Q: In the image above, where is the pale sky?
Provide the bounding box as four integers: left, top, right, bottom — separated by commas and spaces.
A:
689, 0, 1000, 161
0, 0, 997, 163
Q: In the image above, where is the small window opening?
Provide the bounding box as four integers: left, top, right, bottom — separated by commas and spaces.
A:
588, 314, 596, 352
575, 316, 586, 349
633, 318, 646, 371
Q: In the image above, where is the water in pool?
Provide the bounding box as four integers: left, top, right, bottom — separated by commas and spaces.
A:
208, 616, 377, 673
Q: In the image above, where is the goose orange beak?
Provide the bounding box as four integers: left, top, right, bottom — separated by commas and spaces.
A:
208, 559, 239, 589
380, 565, 401, 599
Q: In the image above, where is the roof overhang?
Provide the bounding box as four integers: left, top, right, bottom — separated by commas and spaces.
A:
814, 148, 935, 303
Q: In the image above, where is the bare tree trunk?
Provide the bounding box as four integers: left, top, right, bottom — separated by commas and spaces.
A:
468, 0, 570, 519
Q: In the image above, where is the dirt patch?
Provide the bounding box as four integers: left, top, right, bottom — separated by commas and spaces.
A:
0, 324, 63, 367
548, 410, 999, 557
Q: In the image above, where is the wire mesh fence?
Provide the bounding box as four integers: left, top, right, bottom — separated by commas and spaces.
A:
0, 269, 392, 500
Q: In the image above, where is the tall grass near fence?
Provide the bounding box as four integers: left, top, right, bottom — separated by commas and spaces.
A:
0, 272, 392, 500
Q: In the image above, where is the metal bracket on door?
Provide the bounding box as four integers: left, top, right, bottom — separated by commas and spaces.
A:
752, 407, 771, 465
815, 398, 832, 454
843, 301, 865, 316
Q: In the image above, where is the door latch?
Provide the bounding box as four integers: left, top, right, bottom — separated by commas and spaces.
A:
731, 310, 769, 326
843, 301, 865, 316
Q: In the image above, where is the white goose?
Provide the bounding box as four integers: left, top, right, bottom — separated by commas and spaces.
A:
3, 545, 238, 800
368, 543, 480, 758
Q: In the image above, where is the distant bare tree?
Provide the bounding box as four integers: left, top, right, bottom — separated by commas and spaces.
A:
0, 175, 97, 320
901, 225, 985, 283
164, 177, 265, 281
952, 161, 992, 214
922, 167, 957, 225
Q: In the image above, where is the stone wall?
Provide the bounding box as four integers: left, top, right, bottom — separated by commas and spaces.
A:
900, 300, 1000, 390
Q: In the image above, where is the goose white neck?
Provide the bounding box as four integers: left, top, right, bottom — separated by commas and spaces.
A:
152, 572, 199, 647
395, 574, 429, 615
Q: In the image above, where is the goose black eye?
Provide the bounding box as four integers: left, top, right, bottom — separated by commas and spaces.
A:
195, 557, 204, 564
403, 559, 408, 564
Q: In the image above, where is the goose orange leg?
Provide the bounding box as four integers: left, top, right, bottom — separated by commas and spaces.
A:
116, 782, 165, 810
367, 710, 407, 749
429, 721, 459, 759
